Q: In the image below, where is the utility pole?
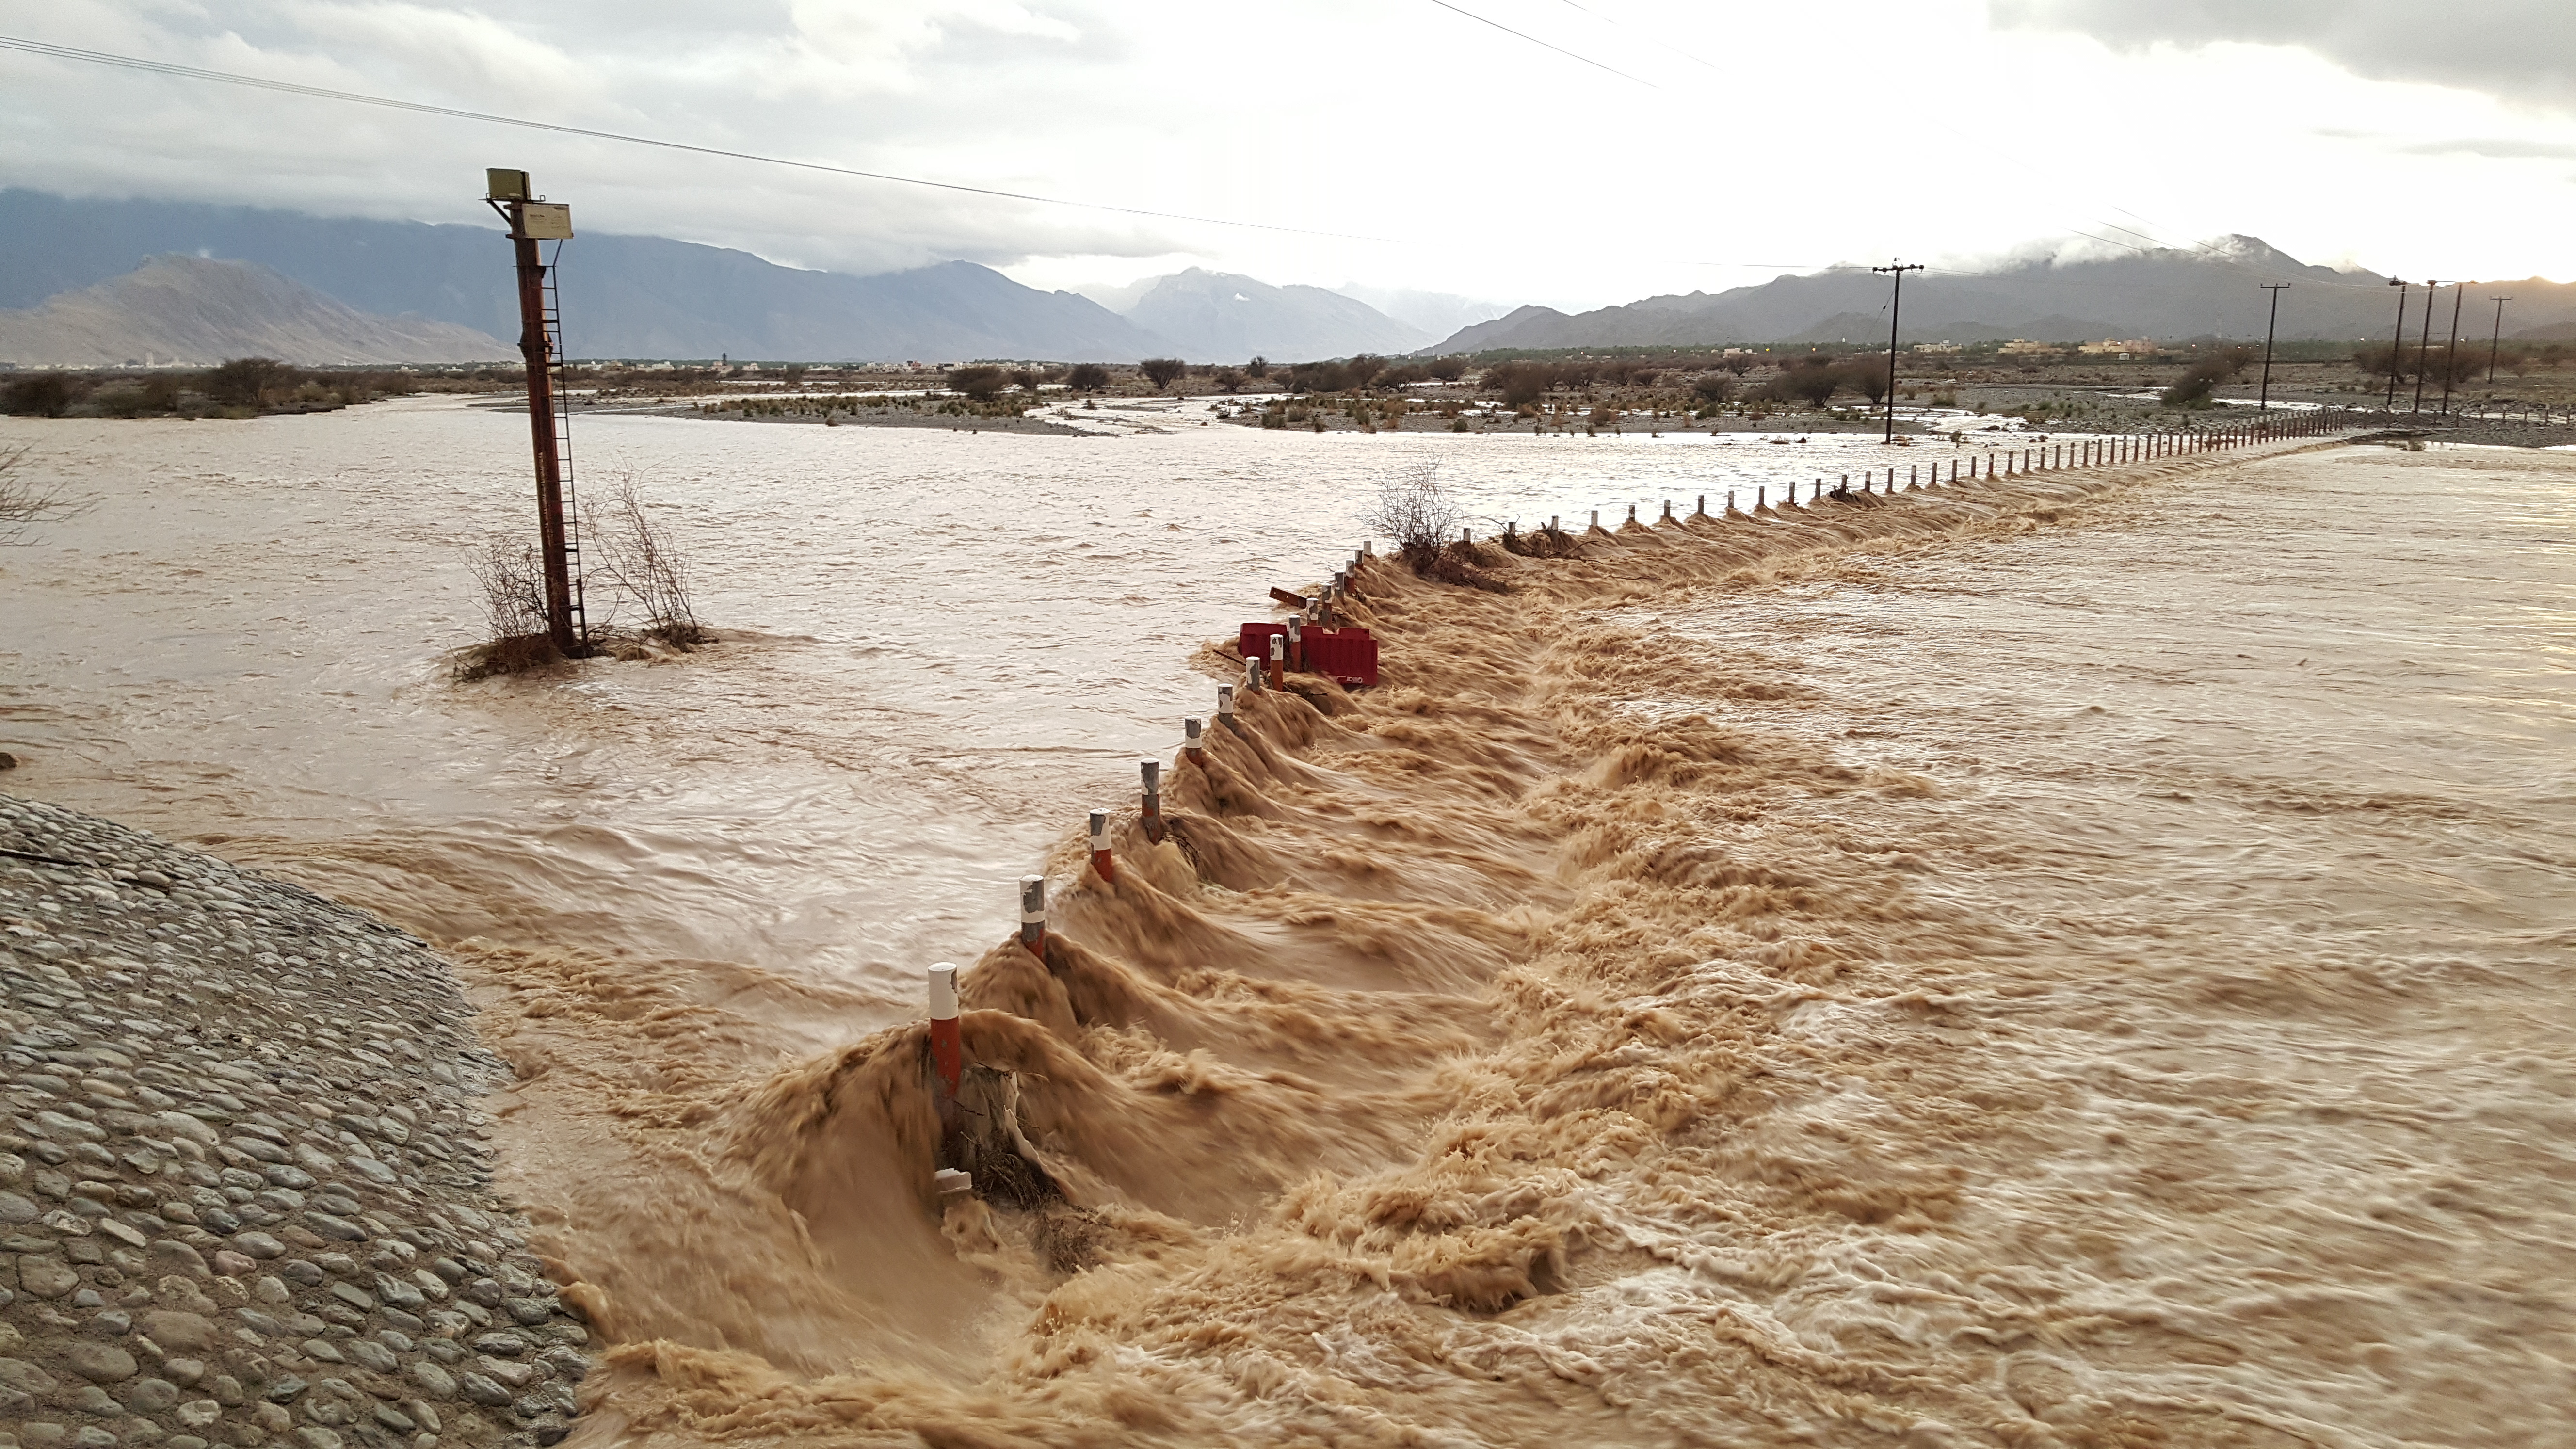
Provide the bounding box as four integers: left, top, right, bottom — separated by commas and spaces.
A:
1872, 260, 1922, 444
2257, 283, 2289, 413
2487, 295, 2512, 384
2384, 278, 2409, 412
483, 168, 583, 657
2413, 280, 2441, 415
2440, 283, 2465, 417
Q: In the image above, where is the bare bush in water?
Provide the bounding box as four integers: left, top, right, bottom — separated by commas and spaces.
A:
1365, 462, 1519, 595
0, 448, 89, 545
456, 537, 560, 679
587, 477, 708, 648
1365, 463, 1464, 573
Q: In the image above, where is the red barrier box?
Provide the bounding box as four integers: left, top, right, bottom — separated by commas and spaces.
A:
1237, 623, 1377, 687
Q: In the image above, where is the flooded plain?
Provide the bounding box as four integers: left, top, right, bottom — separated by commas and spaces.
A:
3, 405, 2568, 1446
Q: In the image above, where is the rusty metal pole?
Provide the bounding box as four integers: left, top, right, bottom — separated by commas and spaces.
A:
510, 223, 578, 657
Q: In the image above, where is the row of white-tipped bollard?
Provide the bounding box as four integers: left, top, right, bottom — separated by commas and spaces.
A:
921, 540, 1380, 1204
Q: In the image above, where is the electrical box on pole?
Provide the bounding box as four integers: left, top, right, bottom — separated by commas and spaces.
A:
483, 169, 585, 657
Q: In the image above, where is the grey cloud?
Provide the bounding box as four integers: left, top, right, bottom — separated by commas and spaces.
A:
1990, 0, 2576, 110
0, 1, 1175, 277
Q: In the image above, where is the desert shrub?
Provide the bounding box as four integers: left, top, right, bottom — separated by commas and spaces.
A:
2161, 348, 2255, 405
1845, 360, 1889, 406
1008, 369, 1045, 391
946, 365, 1009, 401
1766, 360, 1842, 408
1628, 367, 1660, 386
1486, 361, 1553, 407
202, 357, 300, 408
0, 447, 88, 544
1364, 462, 1465, 574
1345, 354, 1388, 389
1066, 363, 1111, 393
1692, 373, 1735, 404
586, 477, 706, 647
1288, 360, 1353, 394
1139, 357, 1187, 389
1212, 369, 1245, 393
455, 537, 560, 679
1588, 404, 1621, 426
1245, 355, 1269, 378
1426, 355, 1466, 382
4, 374, 73, 418
1378, 363, 1428, 387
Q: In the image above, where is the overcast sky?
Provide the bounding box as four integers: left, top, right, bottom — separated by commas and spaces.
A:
4, 0, 2570, 311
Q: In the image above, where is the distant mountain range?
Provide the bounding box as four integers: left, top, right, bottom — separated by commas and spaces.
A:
0, 256, 506, 367
0, 189, 1433, 365
0, 189, 1169, 364
1076, 268, 1433, 362
1428, 237, 2576, 354
13, 189, 2568, 369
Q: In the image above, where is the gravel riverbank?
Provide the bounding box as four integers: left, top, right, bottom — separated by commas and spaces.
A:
0, 794, 590, 1449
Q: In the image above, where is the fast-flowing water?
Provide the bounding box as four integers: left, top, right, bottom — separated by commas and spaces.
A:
0, 396, 1993, 984
4, 404, 2567, 1446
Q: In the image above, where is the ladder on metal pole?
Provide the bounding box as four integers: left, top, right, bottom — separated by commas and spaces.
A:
540, 254, 587, 643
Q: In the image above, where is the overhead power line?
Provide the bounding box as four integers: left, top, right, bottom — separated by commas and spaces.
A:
1421, 0, 1658, 88
0, 33, 1385, 242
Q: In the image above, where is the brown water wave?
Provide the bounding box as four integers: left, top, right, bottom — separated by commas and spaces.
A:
430, 441, 2576, 1447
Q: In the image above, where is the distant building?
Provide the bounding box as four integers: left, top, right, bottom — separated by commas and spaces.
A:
1998, 338, 2065, 356
1911, 341, 1962, 354
2078, 338, 2160, 357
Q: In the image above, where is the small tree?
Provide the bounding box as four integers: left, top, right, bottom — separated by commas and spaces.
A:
1139, 357, 1187, 389
1488, 361, 1551, 407
1771, 362, 1840, 409
1426, 355, 1466, 382
1245, 356, 1269, 379
2161, 347, 2255, 406
1844, 360, 1888, 406
1008, 368, 1045, 391
3, 374, 73, 418
1691, 373, 1734, 404
946, 364, 1009, 401
202, 357, 299, 409
1212, 369, 1245, 393
1346, 354, 1387, 389
1066, 362, 1110, 393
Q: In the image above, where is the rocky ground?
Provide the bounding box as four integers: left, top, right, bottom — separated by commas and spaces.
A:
0, 793, 590, 1449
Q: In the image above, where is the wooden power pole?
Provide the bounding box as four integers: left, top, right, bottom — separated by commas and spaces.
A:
1872, 260, 1922, 444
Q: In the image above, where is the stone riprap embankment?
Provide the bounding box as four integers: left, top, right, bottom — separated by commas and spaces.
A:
0, 794, 589, 1449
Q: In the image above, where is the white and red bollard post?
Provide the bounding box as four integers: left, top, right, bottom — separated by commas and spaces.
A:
1088, 808, 1114, 884
1018, 874, 1046, 955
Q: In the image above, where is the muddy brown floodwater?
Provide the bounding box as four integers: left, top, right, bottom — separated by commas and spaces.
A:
7, 408, 2572, 1446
